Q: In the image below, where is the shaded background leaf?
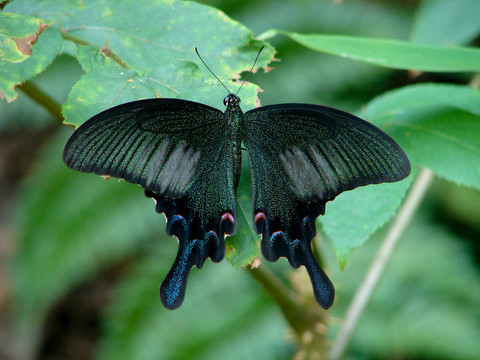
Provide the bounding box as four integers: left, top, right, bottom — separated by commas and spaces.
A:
412, 0, 480, 45
329, 211, 480, 360
267, 30, 480, 72
12, 130, 165, 343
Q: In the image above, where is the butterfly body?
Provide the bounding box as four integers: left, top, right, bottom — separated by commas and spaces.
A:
222, 94, 244, 190
64, 92, 410, 310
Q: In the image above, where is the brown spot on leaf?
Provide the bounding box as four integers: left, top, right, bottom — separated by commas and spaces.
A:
100, 46, 113, 58
13, 21, 49, 56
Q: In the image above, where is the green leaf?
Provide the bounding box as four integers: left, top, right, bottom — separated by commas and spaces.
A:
12, 130, 164, 339
75, 44, 123, 72
412, 0, 480, 45
0, 61, 20, 101
0, 21, 62, 102
7, 0, 274, 124
385, 108, 480, 189
366, 84, 480, 189
366, 83, 480, 126
263, 29, 480, 72
62, 67, 156, 126
0, 12, 49, 63
6, 0, 270, 75
98, 248, 291, 360
321, 173, 414, 265
326, 83, 480, 261
0, 13, 60, 102
0, 54, 83, 130
15, 27, 63, 82
225, 159, 260, 268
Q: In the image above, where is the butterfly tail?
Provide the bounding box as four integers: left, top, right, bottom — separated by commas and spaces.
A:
160, 233, 221, 309
160, 239, 195, 309
298, 244, 335, 309
261, 234, 335, 309
257, 201, 335, 309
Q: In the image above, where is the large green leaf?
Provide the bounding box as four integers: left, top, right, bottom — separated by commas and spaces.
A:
261, 29, 480, 72
6, 0, 274, 126
6, 0, 270, 75
325, 83, 480, 262
366, 84, 480, 189
387, 108, 480, 189
321, 174, 413, 265
411, 0, 480, 45
320, 166, 414, 265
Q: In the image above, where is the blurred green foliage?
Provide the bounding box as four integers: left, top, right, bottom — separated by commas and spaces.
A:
1, 0, 480, 359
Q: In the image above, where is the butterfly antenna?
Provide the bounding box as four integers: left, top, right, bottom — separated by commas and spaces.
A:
195, 47, 232, 94
235, 46, 264, 96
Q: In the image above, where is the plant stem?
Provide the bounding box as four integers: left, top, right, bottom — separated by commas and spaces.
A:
328, 168, 434, 360
246, 265, 330, 358
17, 81, 63, 122
246, 265, 303, 332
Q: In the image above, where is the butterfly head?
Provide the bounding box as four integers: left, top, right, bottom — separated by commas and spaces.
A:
223, 93, 241, 109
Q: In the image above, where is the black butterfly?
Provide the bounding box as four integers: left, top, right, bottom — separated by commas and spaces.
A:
63, 53, 410, 310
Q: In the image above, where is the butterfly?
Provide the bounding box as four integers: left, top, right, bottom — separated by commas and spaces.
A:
63, 49, 410, 310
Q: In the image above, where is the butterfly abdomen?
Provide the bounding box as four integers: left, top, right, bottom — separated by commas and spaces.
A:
224, 100, 244, 191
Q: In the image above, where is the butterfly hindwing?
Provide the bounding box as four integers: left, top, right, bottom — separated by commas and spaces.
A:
63, 99, 238, 309
244, 103, 410, 308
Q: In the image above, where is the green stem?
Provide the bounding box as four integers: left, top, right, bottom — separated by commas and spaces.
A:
247, 265, 329, 358
17, 81, 63, 122
328, 168, 434, 360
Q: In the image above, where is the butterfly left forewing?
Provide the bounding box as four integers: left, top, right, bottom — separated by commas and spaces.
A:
244, 103, 410, 308
64, 99, 227, 198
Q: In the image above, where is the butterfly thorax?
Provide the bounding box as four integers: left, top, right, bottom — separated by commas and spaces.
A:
223, 94, 244, 190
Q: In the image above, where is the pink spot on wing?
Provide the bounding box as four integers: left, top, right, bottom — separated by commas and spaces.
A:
271, 231, 285, 240
221, 212, 235, 223
254, 212, 266, 223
